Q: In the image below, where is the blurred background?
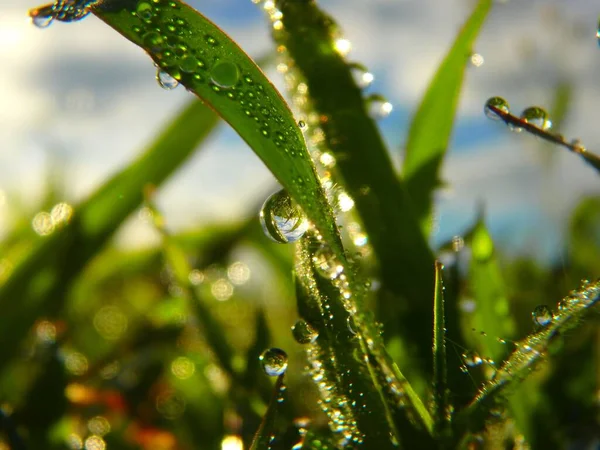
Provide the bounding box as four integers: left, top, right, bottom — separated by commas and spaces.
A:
1, 0, 598, 259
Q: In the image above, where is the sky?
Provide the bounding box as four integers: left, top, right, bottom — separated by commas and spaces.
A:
0, 0, 599, 261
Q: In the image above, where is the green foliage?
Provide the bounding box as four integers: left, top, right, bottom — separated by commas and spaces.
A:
1, 0, 597, 449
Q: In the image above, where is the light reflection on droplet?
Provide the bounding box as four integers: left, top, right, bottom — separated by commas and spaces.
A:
334, 38, 352, 56
51, 202, 74, 225
64, 351, 89, 376
221, 435, 244, 450
156, 390, 186, 419
337, 192, 355, 212
87, 416, 110, 436
84, 435, 105, 450
189, 269, 205, 285
66, 433, 83, 450
227, 261, 251, 285
171, 356, 196, 379
36, 320, 57, 344
470, 53, 484, 67
93, 305, 128, 340
32, 212, 54, 236
319, 152, 336, 168
204, 364, 229, 394
211, 278, 234, 301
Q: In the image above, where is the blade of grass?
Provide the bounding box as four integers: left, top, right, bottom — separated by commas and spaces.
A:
88, 0, 343, 257
432, 261, 450, 438
249, 374, 286, 450
0, 98, 219, 364
402, 0, 492, 234
274, 0, 436, 379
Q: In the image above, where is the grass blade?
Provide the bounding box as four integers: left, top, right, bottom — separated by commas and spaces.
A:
273, 0, 436, 377
432, 261, 449, 437
402, 0, 492, 234
89, 0, 343, 255
0, 98, 219, 364
250, 374, 286, 450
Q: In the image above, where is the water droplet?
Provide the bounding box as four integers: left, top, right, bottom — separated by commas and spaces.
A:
260, 348, 288, 376
349, 63, 374, 88
334, 38, 352, 56
462, 351, 483, 367
143, 31, 164, 51
470, 53, 484, 67
31, 13, 54, 29
157, 69, 179, 90
136, 1, 153, 20
180, 55, 199, 73
366, 94, 393, 119
259, 189, 308, 244
532, 304, 553, 327
292, 320, 318, 344
520, 106, 551, 130
210, 60, 240, 88
484, 97, 509, 120
312, 246, 344, 279
298, 120, 307, 130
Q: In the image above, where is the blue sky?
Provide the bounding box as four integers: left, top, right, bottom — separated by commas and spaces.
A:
1, 0, 599, 261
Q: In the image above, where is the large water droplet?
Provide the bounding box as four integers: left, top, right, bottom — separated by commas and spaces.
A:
532, 305, 553, 327
210, 60, 239, 88
484, 97, 509, 120
136, 1, 154, 20
157, 69, 179, 90
292, 320, 318, 344
259, 189, 308, 244
462, 351, 483, 367
520, 106, 551, 130
260, 348, 288, 376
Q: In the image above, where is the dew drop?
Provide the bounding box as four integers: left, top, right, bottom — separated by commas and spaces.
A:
520, 106, 551, 130
366, 94, 393, 119
259, 189, 308, 244
312, 246, 344, 279
157, 69, 179, 90
484, 97, 509, 120
31, 13, 54, 29
260, 348, 288, 376
210, 60, 240, 89
179, 55, 199, 73
298, 120, 307, 130
462, 351, 483, 367
292, 320, 318, 344
532, 304, 553, 327
136, 1, 153, 20
143, 31, 164, 51
349, 63, 374, 88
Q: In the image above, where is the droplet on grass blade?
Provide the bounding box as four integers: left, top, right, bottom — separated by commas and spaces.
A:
157, 69, 179, 90
532, 305, 553, 327
259, 189, 308, 244
484, 96, 509, 120
210, 60, 240, 88
292, 320, 318, 344
260, 348, 288, 376
520, 106, 551, 130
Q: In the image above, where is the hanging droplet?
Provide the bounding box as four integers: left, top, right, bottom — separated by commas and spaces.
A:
157, 69, 179, 90
462, 351, 483, 367
31, 13, 54, 28
520, 106, 551, 130
532, 305, 553, 327
349, 63, 374, 88
259, 189, 309, 244
210, 60, 239, 88
291, 320, 318, 344
260, 348, 288, 376
484, 97, 509, 120
366, 94, 393, 119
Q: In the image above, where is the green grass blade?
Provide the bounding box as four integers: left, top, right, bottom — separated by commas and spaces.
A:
457, 279, 600, 426
432, 261, 449, 437
90, 0, 343, 255
402, 0, 492, 234
273, 0, 435, 377
0, 98, 219, 364
249, 374, 286, 450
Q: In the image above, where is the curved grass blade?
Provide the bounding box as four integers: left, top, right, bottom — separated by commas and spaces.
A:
273, 0, 435, 377
432, 261, 450, 437
89, 0, 343, 256
250, 374, 286, 450
0, 98, 219, 364
402, 0, 492, 234
457, 279, 600, 427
